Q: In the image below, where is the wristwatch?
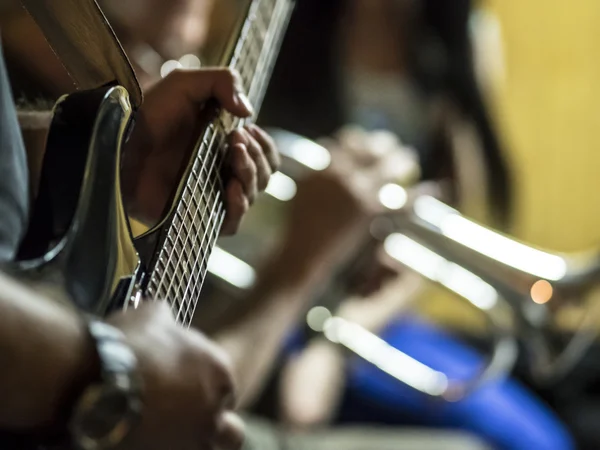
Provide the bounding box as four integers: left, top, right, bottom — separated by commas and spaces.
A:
68, 318, 144, 450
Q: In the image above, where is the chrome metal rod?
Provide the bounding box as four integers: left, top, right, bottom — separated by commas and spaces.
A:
389, 195, 600, 382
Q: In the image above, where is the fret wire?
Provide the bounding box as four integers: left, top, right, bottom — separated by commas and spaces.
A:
161, 128, 214, 278
195, 187, 222, 285
180, 172, 221, 324
153, 209, 184, 299
180, 201, 221, 325
193, 183, 210, 236
235, 0, 285, 114
183, 198, 225, 327
180, 180, 223, 324
168, 219, 194, 310
168, 233, 187, 312
176, 173, 223, 323
153, 125, 215, 297
149, 0, 293, 319
247, 1, 289, 115
154, 125, 219, 303
172, 132, 225, 320
154, 233, 178, 306
166, 155, 218, 315
186, 208, 224, 327
228, 0, 259, 80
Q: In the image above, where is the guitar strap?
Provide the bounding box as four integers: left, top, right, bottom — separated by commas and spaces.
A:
19, 0, 143, 109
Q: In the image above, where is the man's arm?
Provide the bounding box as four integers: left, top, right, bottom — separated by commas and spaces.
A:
278, 270, 424, 428
214, 223, 365, 408
0, 271, 95, 429
211, 127, 416, 406
212, 126, 426, 409
0, 271, 244, 449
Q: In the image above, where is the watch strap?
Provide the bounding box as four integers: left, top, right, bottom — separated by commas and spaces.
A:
69, 317, 143, 450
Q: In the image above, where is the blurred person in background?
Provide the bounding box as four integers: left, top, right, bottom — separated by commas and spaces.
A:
238, 129, 573, 450
253, 1, 574, 449
212, 127, 492, 450
260, 0, 512, 230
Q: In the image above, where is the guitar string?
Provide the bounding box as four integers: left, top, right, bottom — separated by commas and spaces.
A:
149, 0, 262, 301
180, 196, 224, 326
161, 9, 260, 314
175, 149, 223, 322
176, 155, 222, 322
181, 154, 226, 323
157, 0, 267, 305
161, 0, 280, 311
184, 208, 225, 327
168, 0, 285, 321
173, 0, 284, 318
152, 126, 219, 304
160, 128, 219, 310
151, 0, 287, 320
177, 1, 287, 324
156, 0, 263, 300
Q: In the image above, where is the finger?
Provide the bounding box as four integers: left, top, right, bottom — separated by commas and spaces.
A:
335, 125, 369, 161
242, 127, 272, 191
315, 137, 350, 174
366, 130, 402, 160
167, 68, 254, 118
108, 299, 175, 330
186, 329, 237, 414
228, 141, 258, 203
246, 124, 280, 172
377, 147, 421, 186
404, 181, 445, 209
221, 179, 249, 235
213, 412, 245, 450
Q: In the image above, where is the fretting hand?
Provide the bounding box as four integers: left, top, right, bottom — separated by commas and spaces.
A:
122, 68, 279, 235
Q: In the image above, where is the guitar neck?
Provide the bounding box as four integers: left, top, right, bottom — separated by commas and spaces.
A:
145, 0, 294, 327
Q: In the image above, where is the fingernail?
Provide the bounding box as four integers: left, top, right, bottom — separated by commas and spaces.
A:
235, 91, 254, 115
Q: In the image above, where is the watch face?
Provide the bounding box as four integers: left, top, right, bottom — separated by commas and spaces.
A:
71, 385, 142, 450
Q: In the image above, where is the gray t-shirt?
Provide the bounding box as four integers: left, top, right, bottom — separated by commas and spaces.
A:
0, 44, 29, 262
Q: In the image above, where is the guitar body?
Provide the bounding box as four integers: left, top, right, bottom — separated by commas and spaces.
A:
9, 85, 140, 316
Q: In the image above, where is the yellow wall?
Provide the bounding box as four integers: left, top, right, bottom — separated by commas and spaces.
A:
489, 1, 600, 251
419, 2, 600, 332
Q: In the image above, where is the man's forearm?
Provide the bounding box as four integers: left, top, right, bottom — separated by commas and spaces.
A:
214, 222, 367, 408
214, 250, 327, 408
0, 272, 95, 429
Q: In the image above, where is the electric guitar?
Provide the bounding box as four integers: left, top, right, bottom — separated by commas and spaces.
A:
7, 0, 293, 325
0, 3, 292, 446
0, 0, 296, 441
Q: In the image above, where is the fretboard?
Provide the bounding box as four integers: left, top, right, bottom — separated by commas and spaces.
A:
145, 0, 293, 326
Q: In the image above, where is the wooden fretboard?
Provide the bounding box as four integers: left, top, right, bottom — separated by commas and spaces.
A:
145, 0, 293, 326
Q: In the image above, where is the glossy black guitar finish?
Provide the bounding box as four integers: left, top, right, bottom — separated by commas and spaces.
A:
10, 85, 140, 315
